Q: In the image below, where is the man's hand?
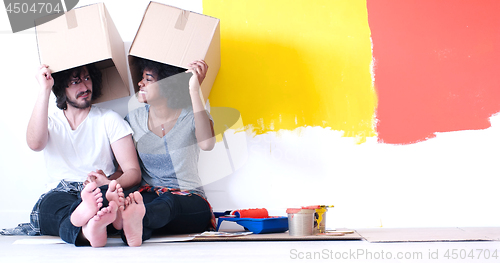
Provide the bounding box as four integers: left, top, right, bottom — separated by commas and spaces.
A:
36, 64, 54, 92
85, 169, 111, 187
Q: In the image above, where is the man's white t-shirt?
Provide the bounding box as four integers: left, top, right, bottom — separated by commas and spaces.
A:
43, 106, 132, 188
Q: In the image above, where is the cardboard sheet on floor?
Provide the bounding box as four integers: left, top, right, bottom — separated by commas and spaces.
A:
356, 227, 500, 243
188, 230, 363, 242
11, 230, 361, 245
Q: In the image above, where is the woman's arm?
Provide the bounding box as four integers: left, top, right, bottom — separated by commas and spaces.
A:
110, 134, 141, 189
107, 165, 123, 181
86, 135, 140, 189
188, 60, 215, 151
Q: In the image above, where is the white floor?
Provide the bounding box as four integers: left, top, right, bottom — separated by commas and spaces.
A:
1, 234, 499, 263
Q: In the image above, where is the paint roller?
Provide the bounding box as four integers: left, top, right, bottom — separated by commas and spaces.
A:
214, 208, 269, 218
230, 208, 269, 218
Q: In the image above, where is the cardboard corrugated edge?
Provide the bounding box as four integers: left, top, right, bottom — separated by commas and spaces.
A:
92, 3, 130, 103
127, 1, 153, 62
200, 20, 220, 102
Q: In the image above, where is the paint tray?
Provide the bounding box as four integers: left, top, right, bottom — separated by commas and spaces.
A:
215, 216, 288, 234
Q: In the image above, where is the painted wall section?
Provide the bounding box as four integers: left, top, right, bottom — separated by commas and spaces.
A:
368, 0, 500, 144
203, 0, 377, 143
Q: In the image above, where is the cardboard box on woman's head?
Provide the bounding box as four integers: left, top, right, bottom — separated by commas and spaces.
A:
35, 3, 130, 104
128, 1, 221, 103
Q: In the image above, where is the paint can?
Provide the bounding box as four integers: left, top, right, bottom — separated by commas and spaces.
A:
286, 208, 315, 236
302, 205, 334, 234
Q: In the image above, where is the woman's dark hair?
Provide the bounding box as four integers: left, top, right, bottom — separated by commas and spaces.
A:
52, 64, 102, 110
136, 58, 191, 109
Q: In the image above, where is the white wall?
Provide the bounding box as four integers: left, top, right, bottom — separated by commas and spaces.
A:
1, 0, 499, 230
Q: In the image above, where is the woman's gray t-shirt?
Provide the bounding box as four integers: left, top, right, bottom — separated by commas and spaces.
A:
125, 105, 206, 198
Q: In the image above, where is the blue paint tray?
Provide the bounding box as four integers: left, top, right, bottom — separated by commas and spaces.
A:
216, 216, 288, 234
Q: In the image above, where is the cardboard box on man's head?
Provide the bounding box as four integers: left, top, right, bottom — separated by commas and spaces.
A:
129, 2, 220, 102
35, 3, 130, 104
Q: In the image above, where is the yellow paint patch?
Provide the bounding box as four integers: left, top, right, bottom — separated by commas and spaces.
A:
210, 107, 245, 142
204, 0, 377, 143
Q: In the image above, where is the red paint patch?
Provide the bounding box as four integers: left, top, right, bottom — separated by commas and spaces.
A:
368, 0, 500, 144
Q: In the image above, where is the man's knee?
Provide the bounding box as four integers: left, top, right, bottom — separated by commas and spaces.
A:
39, 191, 78, 214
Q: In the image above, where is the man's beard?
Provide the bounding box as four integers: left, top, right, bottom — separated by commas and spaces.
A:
67, 90, 92, 109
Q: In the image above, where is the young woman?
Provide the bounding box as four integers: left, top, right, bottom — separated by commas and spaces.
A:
121, 58, 216, 246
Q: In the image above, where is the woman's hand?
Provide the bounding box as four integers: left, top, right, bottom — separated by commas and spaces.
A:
187, 60, 208, 92
36, 64, 54, 92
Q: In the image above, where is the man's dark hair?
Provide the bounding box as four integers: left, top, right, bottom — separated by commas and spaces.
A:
136, 58, 192, 109
52, 64, 102, 110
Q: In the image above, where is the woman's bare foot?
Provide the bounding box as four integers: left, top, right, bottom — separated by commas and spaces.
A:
106, 180, 125, 230
81, 201, 118, 248
122, 192, 145, 247
71, 182, 103, 227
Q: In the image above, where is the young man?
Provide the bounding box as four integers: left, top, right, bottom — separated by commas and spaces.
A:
24, 64, 141, 247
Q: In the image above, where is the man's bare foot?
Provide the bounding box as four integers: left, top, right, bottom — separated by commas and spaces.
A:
81, 201, 118, 248
71, 182, 103, 227
122, 192, 145, 247
106, 180, 125, 230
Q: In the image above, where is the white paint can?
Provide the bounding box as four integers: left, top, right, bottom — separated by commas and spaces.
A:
286, 208, 315, 236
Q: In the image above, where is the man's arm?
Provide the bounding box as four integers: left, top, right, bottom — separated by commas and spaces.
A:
27, 65, 53, 151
